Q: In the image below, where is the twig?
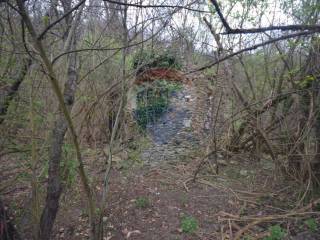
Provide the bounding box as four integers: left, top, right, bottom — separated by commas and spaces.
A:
217, 198, 320, 239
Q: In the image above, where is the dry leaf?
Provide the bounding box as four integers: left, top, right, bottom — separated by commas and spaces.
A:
126, 230, 141, 238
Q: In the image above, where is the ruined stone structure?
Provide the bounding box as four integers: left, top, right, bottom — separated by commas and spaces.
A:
126, 67, 216, 164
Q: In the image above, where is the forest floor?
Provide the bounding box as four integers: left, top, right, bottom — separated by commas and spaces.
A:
2, 86, 320, 239
52, 86, 320, 240
51, 147, 320, 240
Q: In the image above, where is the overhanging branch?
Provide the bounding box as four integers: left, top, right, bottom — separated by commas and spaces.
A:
188, 30, 316, 73
209, 0, 320, 34
103, 0, 210, 13
38, 0, 86, 40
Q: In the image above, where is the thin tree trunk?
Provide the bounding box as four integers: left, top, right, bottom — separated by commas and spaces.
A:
38, 26, 80, 240
37, 2, 84, 238
0, 58, 31, 124
0, 197, 21, 240
95, 2, 129, 238
15, 0, 95, 237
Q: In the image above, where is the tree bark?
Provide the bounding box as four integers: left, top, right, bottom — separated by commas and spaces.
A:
0, 198, 21, 240
38, 1, 82, 238
38, 39, 78, 239
0, 58, 31, 124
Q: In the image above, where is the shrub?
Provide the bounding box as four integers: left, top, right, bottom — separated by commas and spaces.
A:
132, 50, 181, 71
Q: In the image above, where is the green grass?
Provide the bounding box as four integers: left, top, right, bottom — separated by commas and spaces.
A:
135, 196, 150, 209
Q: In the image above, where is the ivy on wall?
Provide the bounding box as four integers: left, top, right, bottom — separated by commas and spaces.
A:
134, 80, 182, 129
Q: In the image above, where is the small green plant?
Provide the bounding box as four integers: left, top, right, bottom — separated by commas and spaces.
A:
304, 218, 318, 232
242, 236, 253, 240
263, 225, 286, 240
297, 75, 315, 89
180, 216, 198, 234
135, 196, 150, 209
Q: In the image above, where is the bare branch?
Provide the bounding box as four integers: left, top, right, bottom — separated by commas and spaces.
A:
209, 0, 231, 32
37, 0, 86, 40
225, 25, 320, 34
52, 10, 174, 64
188, 30, 316, 73
103, 0, 210, 13
209, 0, 320, 34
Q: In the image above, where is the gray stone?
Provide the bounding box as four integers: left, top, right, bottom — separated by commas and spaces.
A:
240, 169, 248, 176
183, 119, 192, 127
140, 87, 200, 165
217, 159, 228, 166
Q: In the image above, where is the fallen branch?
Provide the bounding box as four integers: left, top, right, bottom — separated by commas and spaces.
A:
217, 198, 320, 239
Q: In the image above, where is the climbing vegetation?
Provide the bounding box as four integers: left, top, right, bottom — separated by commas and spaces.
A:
134, 80, 182, 129
132, 50, 182, 71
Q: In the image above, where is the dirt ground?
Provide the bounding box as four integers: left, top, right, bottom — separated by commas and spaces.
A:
48, 155, 320, 240
2, 84, 320, 239
2, 150, 320, 239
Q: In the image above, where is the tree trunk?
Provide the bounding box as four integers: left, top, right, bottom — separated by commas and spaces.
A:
38, 1, 81, 236
16, 1, 92, 239
0, 58, 31, 124
0, 198, 21, 240
38, 39, 78, 239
